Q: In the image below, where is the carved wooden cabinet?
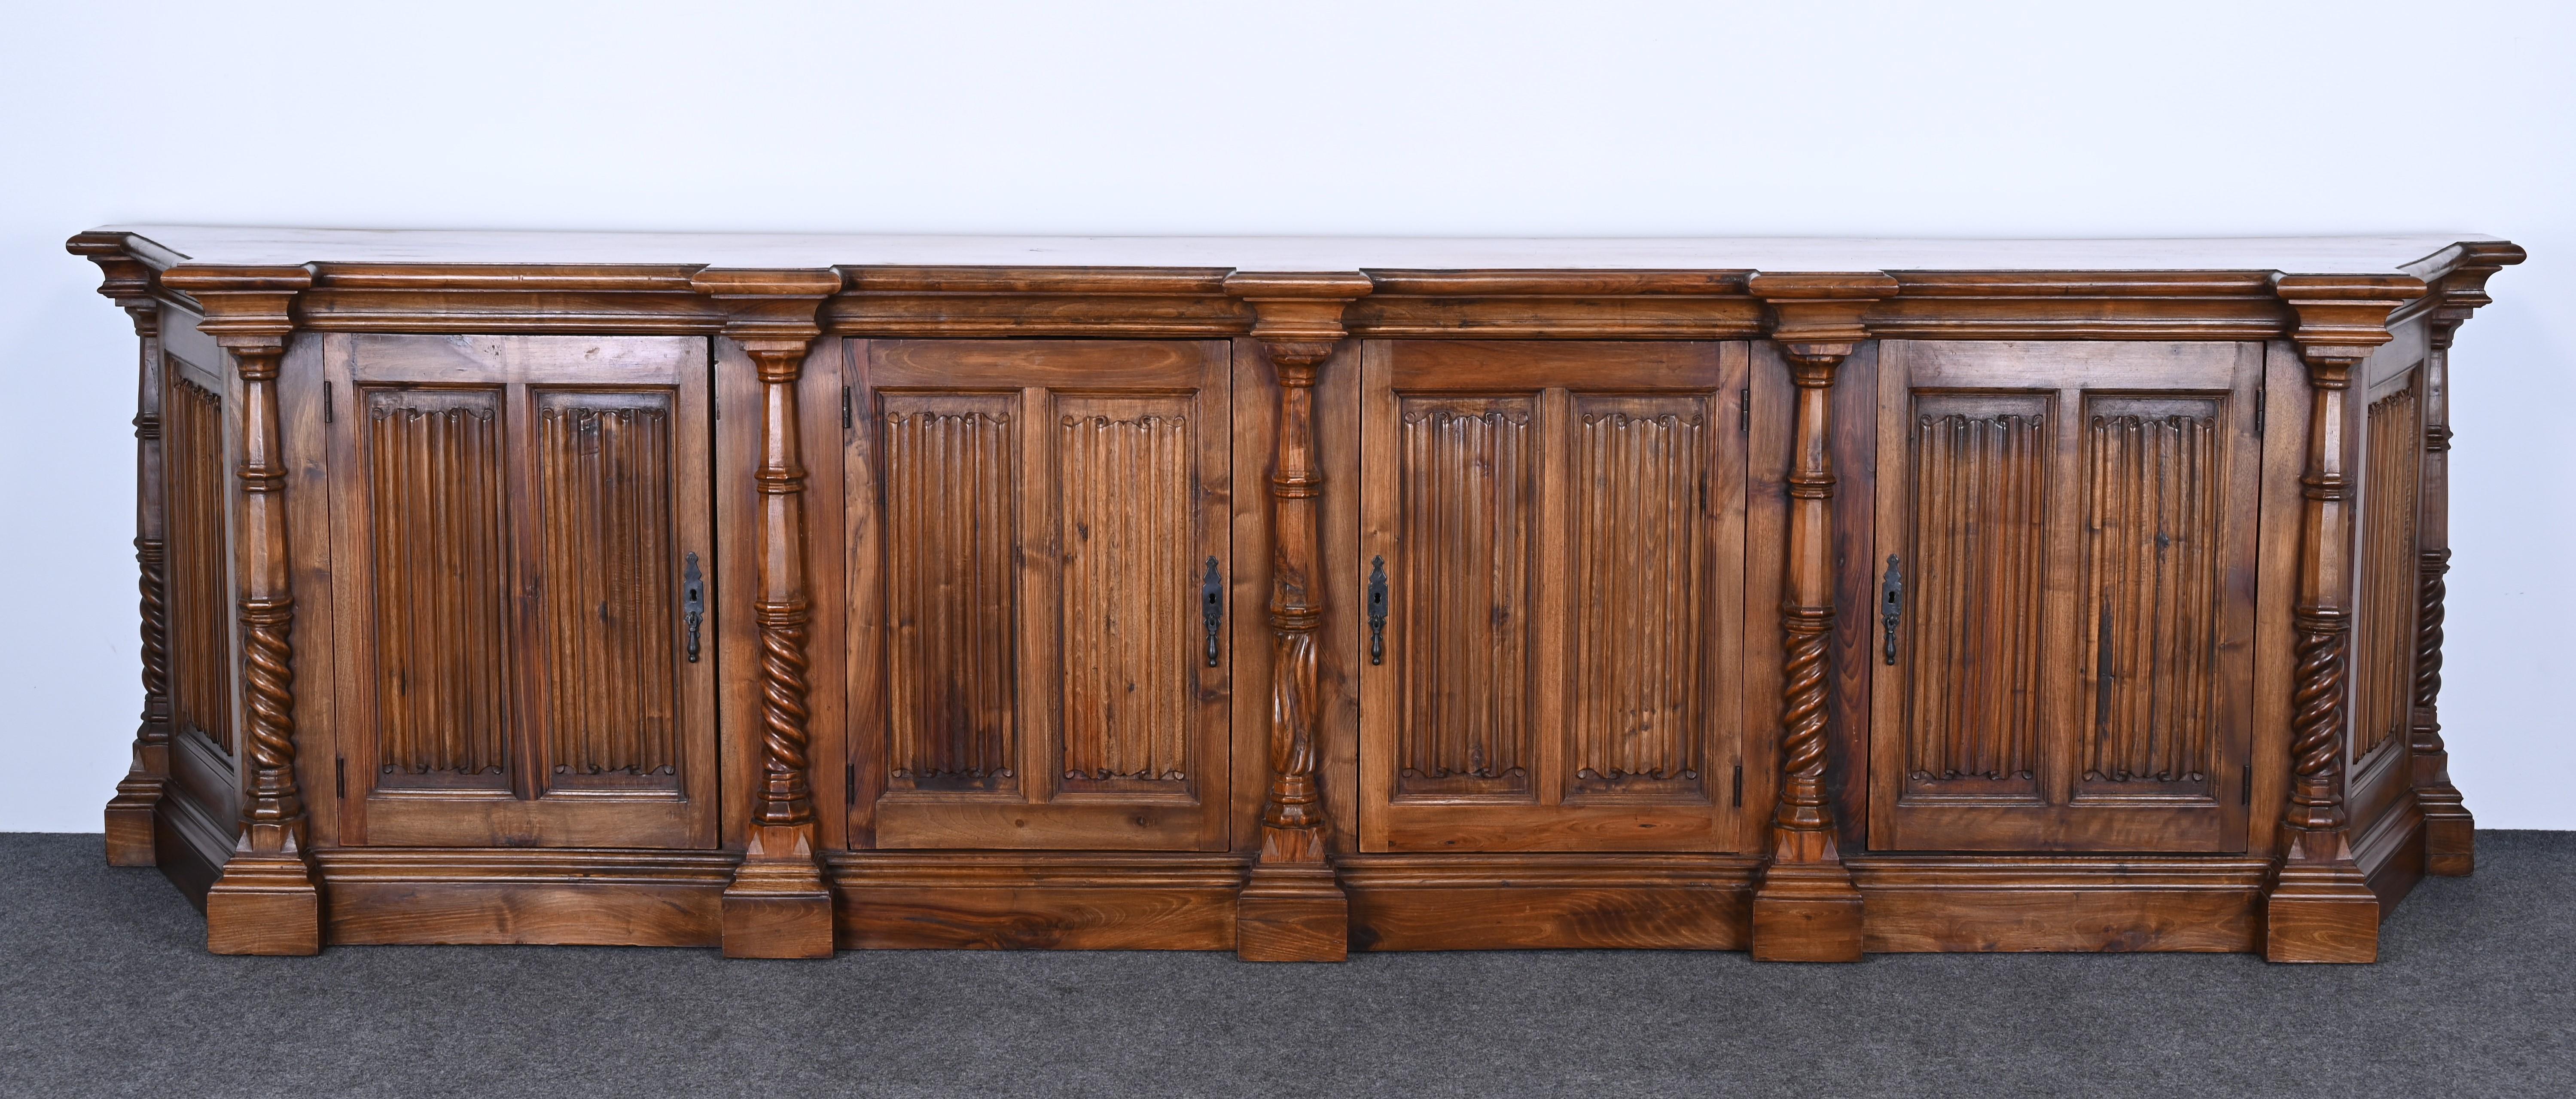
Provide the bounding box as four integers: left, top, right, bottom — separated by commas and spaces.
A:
70, 227, 2522, 964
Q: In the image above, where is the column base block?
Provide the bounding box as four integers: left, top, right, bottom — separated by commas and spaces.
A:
2417, 786, 2475, 877
206, 853, 322, 956
1236, 864, 1349, 962
103, 777, 165, 867
1751, 861, 1863, 963
2264, 861, 2380, 963
722, 860, 836, 959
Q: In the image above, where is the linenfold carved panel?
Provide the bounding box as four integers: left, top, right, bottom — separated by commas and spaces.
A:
1571, 398, 1707, 791
1901, 404, 2047, 790
1396, 398, 1535, 795
363, 388, 510, 784
2357, 381, 2423, 762
882, 396, 1021, 791
165, 366, 235, 758
1058, 399, 1194, 786
536, 392, 682, 785
2079, 406, 2222, 789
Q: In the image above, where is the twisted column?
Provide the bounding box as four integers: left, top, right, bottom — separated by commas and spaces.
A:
698, 269, 842, 959
1225, 272, 1371, 962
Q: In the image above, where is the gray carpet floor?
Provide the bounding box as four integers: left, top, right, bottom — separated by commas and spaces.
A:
2, 833, 2570, 1098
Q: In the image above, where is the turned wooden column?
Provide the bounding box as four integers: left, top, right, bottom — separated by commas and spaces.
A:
71, 235, 173, 867
2265, 273, 2427, 963
1746, 272, 1893, 963
696, 269, 845, 959
2411, 242, 2524, 876
161, 265, 323, 956
1223, 271, 1372, 962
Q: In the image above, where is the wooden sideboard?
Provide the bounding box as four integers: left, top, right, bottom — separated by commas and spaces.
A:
68, 227, 2523, 963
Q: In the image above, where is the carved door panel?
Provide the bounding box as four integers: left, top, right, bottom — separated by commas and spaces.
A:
1358, 341, 1749, 852
1869, 341, 2263, 852
325, 335, 718, 848
847, 339, 1233, 852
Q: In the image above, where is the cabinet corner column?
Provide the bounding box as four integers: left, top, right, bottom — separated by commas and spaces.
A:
71, 235, 172, 867
163, 266, 323, 956
2264, 273, 2427, 963
2411, 244, 2522, 877
697, 269, 846, 960
1746, 273, 1892, 964
1222, 272, 1372, 963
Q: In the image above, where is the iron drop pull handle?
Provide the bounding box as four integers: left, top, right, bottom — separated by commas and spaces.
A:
683, 552, 705, 663
1367, 556, 1389, 666
1201, 557, 1224, 668
1880, 554, 1904, 666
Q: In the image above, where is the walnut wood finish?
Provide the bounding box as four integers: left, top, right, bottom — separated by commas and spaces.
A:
70, 229, 2521, 964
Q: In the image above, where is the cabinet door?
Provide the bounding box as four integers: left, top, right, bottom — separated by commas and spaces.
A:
326, 335, 717, 848
1359, 341, 1748, 852
1869, 341, 2262, 852
850, 339, 1233, 851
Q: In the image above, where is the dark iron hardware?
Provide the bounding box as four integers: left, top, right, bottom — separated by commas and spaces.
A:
1880, 554, 1904, 665
1367, 556, 1389, 665
1201, 556, 1224, 667
683, 552, 704, 663
1731, 763, 1743, 807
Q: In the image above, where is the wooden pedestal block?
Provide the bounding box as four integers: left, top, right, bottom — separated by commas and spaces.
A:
2419, 790, 2476, 877
1236, 867, 1350, 963
722, 863, 835, 959
204, 854, 322, 956
2264, 862, 2381, 963
1751, 864, 1865, 963
103, 777, 164, 867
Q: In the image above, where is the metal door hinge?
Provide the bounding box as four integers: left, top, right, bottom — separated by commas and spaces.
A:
841, 385, 853, 430
1731, 763, 1743, 807
1738, 388, 1750, 433
335, 757, 346, 798
2242, 764, 2253, 806
847, 762, 857, 805
323, 381, 334, 423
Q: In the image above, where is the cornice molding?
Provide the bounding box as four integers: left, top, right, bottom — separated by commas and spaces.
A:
1223, 271, 1375, 366
2271, 272, 2428, 372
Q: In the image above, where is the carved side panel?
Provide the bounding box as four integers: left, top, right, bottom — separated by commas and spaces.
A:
165, 369, 236, 758
2079, 403, 2223, 792
534, 391, 682, 788
1396, 397, 1536, 796
2356, 383, 2422, 762
363, 389, 511, 788
1570, 397, 1708, 793
882, 395, 1021, 792
1899, 401, 2048, 795
1058, 397, 1195, 788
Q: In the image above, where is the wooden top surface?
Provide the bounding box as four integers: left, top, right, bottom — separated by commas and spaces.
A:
97, 225, 2503, 277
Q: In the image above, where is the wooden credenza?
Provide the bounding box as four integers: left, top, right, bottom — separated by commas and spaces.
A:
69, 227, 2524, 963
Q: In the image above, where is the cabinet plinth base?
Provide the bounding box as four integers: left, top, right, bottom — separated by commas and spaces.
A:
2264, 860, 2380, 963
1236, 865, 1349, 962
205, 853, 322, 956
103, 778, 165, 867
2418, 788, 2476, 876
1751, 862, 1864, 962
722, 860, 835, 959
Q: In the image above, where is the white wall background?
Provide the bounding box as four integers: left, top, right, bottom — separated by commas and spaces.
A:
2, 0, 2568, 831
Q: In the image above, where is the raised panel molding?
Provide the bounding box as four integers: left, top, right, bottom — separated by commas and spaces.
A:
1058, 400, 1195, 785
1396, 399, 1536, 794
165, 369, 235, 759
2080, 406, 2223, 790
2357, 382, 2422, 763
881, 397, 1022, 791
1571, 398, 1707, 790
535, 392, 683, 785
1900, 405, 2048, 791
363, 388, 510, 784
